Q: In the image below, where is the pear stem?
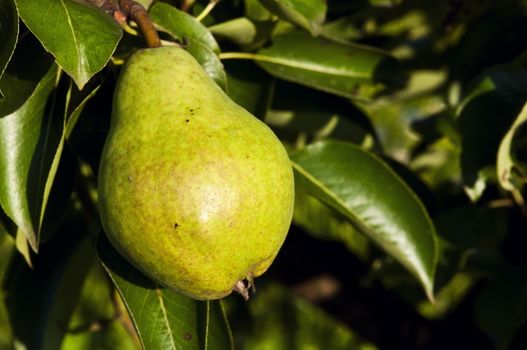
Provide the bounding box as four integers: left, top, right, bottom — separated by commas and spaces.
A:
85, 0, 161, 48
118, 0, 161, 48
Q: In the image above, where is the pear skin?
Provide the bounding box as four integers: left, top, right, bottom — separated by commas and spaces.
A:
98, 46, 294, 300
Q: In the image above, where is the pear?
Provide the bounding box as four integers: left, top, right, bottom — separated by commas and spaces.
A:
98, 46, 294, 300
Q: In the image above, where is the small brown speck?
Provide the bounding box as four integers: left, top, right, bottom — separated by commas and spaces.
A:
174, 223, 179, 229
183, 333, 192, 341
185, 119, 189, 123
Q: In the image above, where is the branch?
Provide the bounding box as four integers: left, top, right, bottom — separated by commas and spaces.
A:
85, 0, 161, 48
118, 0, 161, 48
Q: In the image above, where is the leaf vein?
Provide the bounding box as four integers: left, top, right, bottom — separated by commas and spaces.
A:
156, 287, 178, 350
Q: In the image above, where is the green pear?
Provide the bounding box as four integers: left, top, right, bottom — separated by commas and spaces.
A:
98, 46, 294, 300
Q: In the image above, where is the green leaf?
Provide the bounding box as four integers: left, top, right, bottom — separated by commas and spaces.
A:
15, 0, 121, 89
355, 92, 446, 163
244, 0, 272, 21
496, 101, 527, 194
0, 0, 18, 88
150, 2, 227, 89
255, 31, 399, 100
258, 0, 327, 35
0, 44, 100, 250
0, 63, 58, 250
98, 234, 234, 350
290, 140, 437, 300
0, 34, 54, 118
186, 41, 227, 91
3, 215, 95, 350
224, 60, 273, 118
209, 18, 257, 48
150, 2, 220, 53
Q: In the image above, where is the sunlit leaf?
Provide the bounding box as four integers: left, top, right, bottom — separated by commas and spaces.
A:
258, 0, 326, 35
0, 41, 101, 250
150, 3, 220, 53
15, 0, 121, 89
356, 93, 446, 163
244, 0, 272, 21
255, 31, 400, 100
209, 18, 257, 48
0, 63, 58, 250
291, 140, 437, 300
496, 101, 527, 195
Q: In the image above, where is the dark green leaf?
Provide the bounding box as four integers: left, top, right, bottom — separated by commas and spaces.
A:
3, 215, 95, 350
255, 31, 399, 100
412, 205, 506, 320
15, 0, 121, 89
293, 188, 371, 261
0, 34, 54, 117
265, 81, 371, 146
186, 41, 227, 91
149, 2, 227, 89
291, 140, 437, 300
224, 60, 273, 118
474, 269, 527, 350
258, 0, 326, 35
0, 63, 58, 250
0, 0, 18, 89
98, 234, 234, 350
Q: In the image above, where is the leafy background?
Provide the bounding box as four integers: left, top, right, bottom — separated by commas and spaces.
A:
1, 0, 526, 349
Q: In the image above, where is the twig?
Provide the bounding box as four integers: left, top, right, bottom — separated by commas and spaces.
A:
85, 0, 161, 48
180, 0, 196, 12
196, 0, 220, 22
118, 0, 161, 48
